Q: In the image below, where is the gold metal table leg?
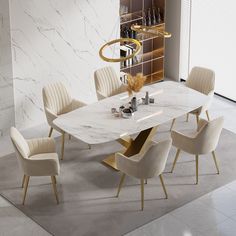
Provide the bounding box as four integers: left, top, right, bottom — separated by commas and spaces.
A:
102, 127, 158, 170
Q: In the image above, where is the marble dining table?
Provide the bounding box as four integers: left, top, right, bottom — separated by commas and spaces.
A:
54, 81, 209, 170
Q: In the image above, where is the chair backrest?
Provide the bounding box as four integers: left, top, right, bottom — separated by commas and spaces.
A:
196, 116, 224, 154
42, 82, 72, 115
10, 127, 30, 173
94, 66, 122, 99
139, 139, 172, 178
186, 67, 215, 95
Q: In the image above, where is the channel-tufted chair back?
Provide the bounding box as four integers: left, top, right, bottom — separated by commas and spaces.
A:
94, 66, 126, 100
186, 67, 215, 95
42, 82, 72, 116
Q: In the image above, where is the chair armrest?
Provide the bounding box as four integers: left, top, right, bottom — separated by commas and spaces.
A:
71, 99, 87, 110
23, 156, 60, 176
200, 89, 214, 113
171, 130, 197, 154
197, 119, 208, 131
96, 90, 107, 100
27, 138, 56, 156
115, 152, 141, 177
45, 107, 58, 126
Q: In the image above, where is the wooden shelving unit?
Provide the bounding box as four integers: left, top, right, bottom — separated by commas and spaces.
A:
120, 0, 166, 84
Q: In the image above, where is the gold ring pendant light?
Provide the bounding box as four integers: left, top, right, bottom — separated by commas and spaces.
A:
131, 24, 172, 38
99, 38, 142, 63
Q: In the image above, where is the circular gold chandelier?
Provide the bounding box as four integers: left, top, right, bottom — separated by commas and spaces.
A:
131, 24, 172, 38
99, 38, 142, 63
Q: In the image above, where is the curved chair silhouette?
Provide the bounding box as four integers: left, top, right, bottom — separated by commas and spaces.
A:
94, 66, 127, 100
42, 82, 86, 159
115, 139, 172, 211
170, 116, 224, 184
170, 66, 215, 130
10, 127, 60, 205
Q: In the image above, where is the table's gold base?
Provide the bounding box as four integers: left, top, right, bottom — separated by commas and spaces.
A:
102, 127, 158, 171
103, 153, 119, 171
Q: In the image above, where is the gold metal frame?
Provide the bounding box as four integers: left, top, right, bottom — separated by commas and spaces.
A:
99, 38, 142, 63
103, 126, 158, 170
131, 24, 172, 38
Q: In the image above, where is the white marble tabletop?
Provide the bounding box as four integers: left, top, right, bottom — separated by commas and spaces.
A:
54, 81, 208, 144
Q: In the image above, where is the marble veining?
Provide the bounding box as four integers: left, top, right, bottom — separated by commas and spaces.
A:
7, 0, 119, 130
54, 81, 209, 144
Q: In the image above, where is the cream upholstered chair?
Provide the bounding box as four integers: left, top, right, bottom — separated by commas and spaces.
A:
115, 139, 172, 211
170, 67, 215, 130
94, 66, 127, 100
10, 127, 60, 205
170, 116, 224, 184
42, 82, 86, 160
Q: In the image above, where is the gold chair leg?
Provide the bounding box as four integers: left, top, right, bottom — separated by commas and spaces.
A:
48, 127, 53, 137
212, 151, 220, 174
195, 155, 199, 184
51, 176, 59, 204
61, 132, 65, 160
22, 176, 30, 205
171, 149, 181, 173
196, 114, 199, 125
206, 110, 210, 121
116, 173, 126, 197
186, 113, 189, 122
170, 118, 176, 131
21, 174, 26, 188
141, 179, 144, 211
159, 174, 168, 199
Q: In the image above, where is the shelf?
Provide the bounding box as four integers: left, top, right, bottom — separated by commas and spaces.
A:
145, 70, 164, 84
120, 11, 143, 25
120, 47, 164, 70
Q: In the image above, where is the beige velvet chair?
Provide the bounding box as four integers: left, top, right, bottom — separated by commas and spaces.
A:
42, 82, 86, 160
170, 67, 215, 130
115, 139, 172, 211
94, 66, 127, 100
10, 127, 60, 205
170, 116, 224, 184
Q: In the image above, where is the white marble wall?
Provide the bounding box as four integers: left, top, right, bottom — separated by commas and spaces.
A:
0, 0, 15, 136
8, 0, 119, 130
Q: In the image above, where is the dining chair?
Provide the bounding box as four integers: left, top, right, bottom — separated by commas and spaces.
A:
115, 139, 172, 211
94, 66, 127, 100
42, 81, 86, 160
170, 116, 224, 184
170, 66, 215, 130
10, 127, 60, 205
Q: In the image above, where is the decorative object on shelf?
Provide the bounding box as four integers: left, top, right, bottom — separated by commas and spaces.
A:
142, 11, 147, 26
99, 38, 142, 63
157, 8, 162, 24
152, 7, 157, 25
147, 8, 152, 26
131, 24, 172, 38
127, 73, 146, 96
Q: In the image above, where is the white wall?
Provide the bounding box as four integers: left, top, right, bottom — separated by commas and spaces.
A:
0, 0, 15, 136
165, 0, 182, 81
180, 0, 236, 101
3, 0, 119, 131
190, 0, 236, 100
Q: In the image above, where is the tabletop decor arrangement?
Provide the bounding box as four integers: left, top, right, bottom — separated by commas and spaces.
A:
111, 73, 151, 119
